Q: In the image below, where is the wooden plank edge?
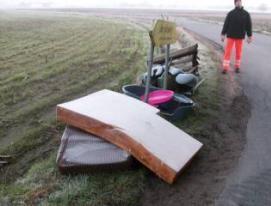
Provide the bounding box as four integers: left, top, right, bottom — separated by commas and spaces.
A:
153, 44, 198, 65
57, 106, 181, 184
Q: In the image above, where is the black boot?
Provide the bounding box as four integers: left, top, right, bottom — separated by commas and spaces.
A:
235, 68, 240, 73
222, 69, 228, 74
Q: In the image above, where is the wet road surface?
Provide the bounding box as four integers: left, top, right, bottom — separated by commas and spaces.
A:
178, 18, 271, 206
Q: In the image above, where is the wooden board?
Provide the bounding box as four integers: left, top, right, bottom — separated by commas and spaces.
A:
57, 90, 203, 184
153, 44, 198, 65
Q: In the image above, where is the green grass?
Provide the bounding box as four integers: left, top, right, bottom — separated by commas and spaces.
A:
1, 153, 146, 206
0, 10, 220, 206
0, 10, 148, 150
176, 63, 219, 136
0, 11, 150, 205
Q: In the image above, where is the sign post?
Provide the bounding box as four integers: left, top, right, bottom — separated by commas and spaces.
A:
144, 32, 155, 103
144, 19, 178, 102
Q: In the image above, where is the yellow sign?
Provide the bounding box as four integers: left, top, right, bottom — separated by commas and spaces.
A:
151, 20, 178, 47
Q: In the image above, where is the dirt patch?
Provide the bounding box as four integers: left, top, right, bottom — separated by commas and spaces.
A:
141, 30, 251, 206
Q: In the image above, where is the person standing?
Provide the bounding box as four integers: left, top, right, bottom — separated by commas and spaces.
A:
221, 0, 253, 74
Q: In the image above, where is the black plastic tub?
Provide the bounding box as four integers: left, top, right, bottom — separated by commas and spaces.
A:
122, 85, 195, 120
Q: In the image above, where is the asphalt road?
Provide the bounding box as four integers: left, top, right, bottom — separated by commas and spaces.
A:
178, 18, 271, 206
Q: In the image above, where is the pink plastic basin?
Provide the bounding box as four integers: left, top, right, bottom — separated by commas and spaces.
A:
141, 90, 174, 106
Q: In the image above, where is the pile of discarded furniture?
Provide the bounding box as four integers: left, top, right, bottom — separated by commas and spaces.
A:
56, 19, 204, 184
124, 43, 204, 121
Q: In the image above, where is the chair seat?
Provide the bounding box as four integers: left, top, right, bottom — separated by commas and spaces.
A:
175, 73, 197, 85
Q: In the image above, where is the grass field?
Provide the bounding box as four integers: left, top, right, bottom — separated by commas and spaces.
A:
0, 10, 221, 206
0, 10, 148, 153
0, 10, 150, 205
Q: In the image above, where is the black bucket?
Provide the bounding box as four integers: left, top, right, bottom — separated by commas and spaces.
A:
122, 84, 196, 121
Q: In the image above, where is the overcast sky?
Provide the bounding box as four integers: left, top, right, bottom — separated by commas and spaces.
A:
0, 0, 270, 12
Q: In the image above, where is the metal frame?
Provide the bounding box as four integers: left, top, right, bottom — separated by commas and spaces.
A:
144, 31, 171, 102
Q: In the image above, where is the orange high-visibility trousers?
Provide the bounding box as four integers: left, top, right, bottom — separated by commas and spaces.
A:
223, 38, 244, 70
